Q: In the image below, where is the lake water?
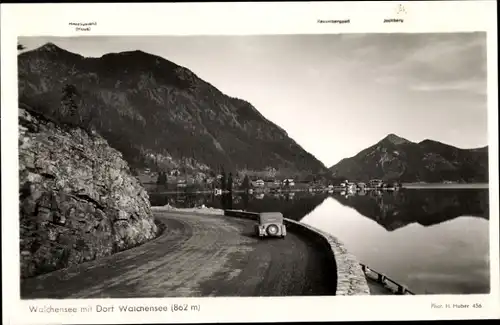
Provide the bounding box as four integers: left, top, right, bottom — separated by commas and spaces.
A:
149, 188, 490, 295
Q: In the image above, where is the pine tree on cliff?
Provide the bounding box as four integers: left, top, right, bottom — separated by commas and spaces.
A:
156, 172, 167, 186
61, 84, 79, 118
227, 172, 233, 192
242, 175, 250, 190
221, 170, 227, 191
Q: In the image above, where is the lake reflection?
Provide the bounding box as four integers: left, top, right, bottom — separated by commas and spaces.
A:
148, 188, 490, 294
301, 189, 490, 295
149, 191, 327, 221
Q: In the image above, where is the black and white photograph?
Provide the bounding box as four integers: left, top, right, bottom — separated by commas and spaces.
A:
2, 1, 499, 324
16, 31, 490, 298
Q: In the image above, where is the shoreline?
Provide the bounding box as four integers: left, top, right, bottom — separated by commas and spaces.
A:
151, 204, 225, 215
145, 183, 489, 195
402, 183, 488, 189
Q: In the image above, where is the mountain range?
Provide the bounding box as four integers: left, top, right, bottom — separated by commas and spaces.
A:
18, 43, 327, 178
329, 134, 488, 183
18, 43, 488, 184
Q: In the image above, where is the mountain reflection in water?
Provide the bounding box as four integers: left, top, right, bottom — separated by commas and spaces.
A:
301, 189, 489, 295
149, 188, 489, 294
149, 190, 325, 221
331, 189, 489, 231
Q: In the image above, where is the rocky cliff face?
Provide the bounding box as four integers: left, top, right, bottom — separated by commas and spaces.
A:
329, 134, 488, 183
19, 107, 159, 278
18, 43, 326, 177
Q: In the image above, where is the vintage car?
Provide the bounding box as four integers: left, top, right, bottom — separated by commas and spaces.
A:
254, 212, 286, 238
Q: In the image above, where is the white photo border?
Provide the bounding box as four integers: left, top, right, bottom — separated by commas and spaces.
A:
1, 1, 499, 324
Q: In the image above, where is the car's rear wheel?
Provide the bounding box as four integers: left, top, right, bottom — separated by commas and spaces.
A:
266, 224, 279, 236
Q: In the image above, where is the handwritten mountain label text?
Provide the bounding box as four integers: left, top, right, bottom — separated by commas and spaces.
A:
383, 18, 404, 23
68, 22, 97, 32
317, 19, 350, 24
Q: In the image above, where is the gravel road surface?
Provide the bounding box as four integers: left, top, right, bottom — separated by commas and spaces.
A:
21, 211, 336, 298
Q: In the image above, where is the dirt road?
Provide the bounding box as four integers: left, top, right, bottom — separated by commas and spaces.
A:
21, 211, 337, 298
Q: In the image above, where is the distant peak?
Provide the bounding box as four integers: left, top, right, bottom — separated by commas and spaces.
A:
19, 42, 83, 60
107, 49, 159, 58
381, 133, 411, 145
419, 139, 437, 145
419, 139, 456, 148
38, 42, 63, 52
121, 49, 147, 55
102, 49, 175, 63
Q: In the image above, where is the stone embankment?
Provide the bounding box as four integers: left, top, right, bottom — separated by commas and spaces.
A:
224, 209, 370, 295
154, 204, 224, 215
19, 107, 160, 278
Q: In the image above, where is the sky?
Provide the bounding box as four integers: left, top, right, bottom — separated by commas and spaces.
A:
18, 33, 488, 167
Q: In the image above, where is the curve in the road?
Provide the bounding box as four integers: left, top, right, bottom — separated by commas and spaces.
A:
21, 211, 336, 298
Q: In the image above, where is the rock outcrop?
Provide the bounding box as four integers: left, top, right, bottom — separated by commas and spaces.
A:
19, 107, 159, 278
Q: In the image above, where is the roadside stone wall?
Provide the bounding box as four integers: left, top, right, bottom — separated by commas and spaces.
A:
224, 210, 370, 295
